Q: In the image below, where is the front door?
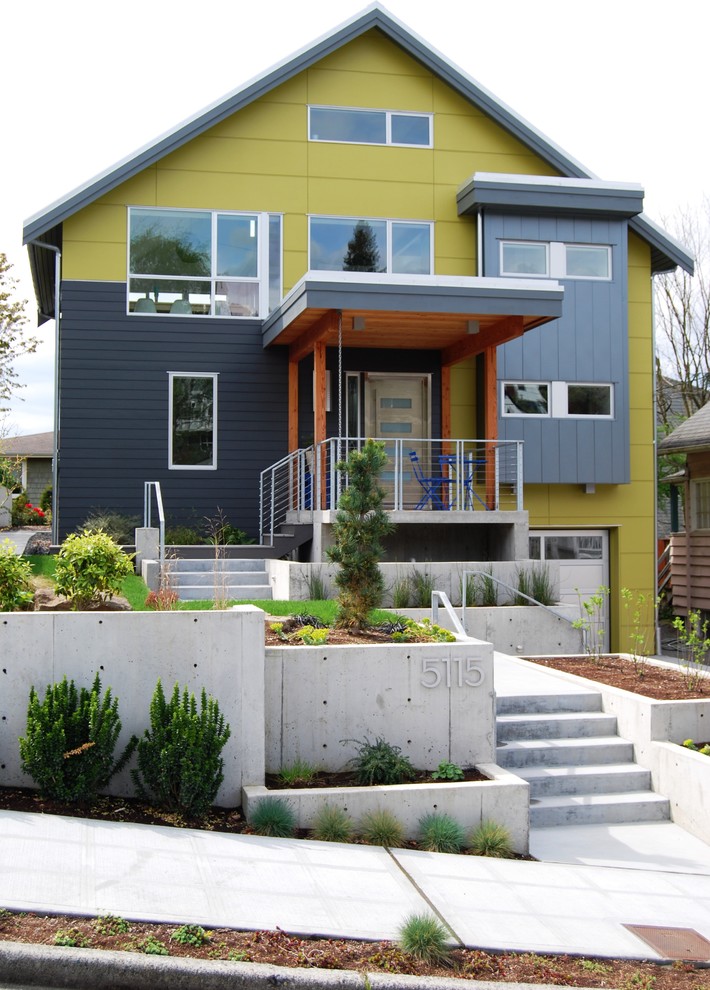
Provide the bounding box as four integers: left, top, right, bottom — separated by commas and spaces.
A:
364, 373, 430, 507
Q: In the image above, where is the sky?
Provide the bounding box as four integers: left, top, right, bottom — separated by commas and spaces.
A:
2, 0, 709, 437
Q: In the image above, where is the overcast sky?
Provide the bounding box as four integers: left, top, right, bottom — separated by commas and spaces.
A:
3, 0, 708, 436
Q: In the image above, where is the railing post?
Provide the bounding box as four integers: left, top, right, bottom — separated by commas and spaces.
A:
516, 441, 524, 511
270, 470, 275, 546
494, 445, 500, 510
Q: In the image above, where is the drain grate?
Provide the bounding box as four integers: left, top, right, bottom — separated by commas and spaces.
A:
624, 925, 710, 960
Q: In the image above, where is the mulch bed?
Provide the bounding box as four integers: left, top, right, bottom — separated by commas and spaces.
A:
526, 654, 710, 700
265, 767, 489, 789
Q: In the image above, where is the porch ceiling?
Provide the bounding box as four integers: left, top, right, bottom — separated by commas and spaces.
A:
262, 273, 564, 359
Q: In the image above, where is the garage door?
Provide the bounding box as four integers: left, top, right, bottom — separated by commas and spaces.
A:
529, 530, 609, 651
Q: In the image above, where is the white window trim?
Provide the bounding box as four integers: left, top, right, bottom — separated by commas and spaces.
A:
168, 372, 218, 471
502, 380, 614, 419
308, 215, 434, 275
128, 208, 283, 318
500, 239, 612, 281
308, 105, 433, 148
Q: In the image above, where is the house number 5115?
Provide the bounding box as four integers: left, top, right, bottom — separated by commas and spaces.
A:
420, 658, 484, 689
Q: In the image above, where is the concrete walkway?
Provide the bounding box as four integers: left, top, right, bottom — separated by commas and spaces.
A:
0, 528, 46, 555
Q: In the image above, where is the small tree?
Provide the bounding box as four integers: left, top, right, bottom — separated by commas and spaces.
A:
326, 440, 394, 630
54, 529, 134, 608
0, 253, 38, 410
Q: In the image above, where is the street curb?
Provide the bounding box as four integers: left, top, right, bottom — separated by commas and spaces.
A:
0, 941, 582, 990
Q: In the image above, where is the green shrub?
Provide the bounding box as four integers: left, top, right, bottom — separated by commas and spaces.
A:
430, 761, 464, 782
54, 529, 134, 608
468, 820, 513, 858
39, 484, 53, 513
0, 540, 34, 611
398, 913, 451, 965
18, 674, 136, 804
165, 524, 202, 545
131, 681, 231, 819
345, 736, 416, 786
11, 490, 46, 527
311, 805, 354, 843
359, 809, 405, 847
81, 510, 139, 545
250, 797, 296, 837
418, 812, 466, 854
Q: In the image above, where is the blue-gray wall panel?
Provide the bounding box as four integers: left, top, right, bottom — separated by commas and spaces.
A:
486, 211, 630, 486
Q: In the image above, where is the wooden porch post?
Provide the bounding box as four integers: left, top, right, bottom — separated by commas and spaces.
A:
314, 339, 327, 507
441, 365, 451, 442
288, 358, 299, 452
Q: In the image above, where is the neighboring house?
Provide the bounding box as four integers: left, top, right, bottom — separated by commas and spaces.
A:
22, 4, 692, 650
658, 403, 710, 616
1, 432, 53, 505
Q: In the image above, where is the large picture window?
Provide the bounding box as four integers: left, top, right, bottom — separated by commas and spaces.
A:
309, 217, 432, 274
308, 106, 432, 147
169, 373, 217, 469
129, 209, 281, 317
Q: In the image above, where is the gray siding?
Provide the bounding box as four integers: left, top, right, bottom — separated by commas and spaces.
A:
57, 281, 289, 539
486, 213, 630, 485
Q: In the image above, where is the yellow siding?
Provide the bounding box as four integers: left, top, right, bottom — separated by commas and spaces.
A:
61, 31, 557, 286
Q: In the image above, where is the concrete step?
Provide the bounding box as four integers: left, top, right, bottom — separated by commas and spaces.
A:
530, 791, 670, 828
176, 584, 273, 601
172, 570, 269, 588
496, 692, 602, 716
169, 558, 268, 573
496, 736, 634, 768
497, 711, 618, 742
514, 762, 652, 797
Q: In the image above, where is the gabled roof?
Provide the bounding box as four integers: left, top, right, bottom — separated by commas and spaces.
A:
23, 3, 693, 278
658, 403, 710, 454
2, 432, 54, 458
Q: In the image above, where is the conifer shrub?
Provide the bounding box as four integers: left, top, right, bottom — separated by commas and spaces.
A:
18, 674, 136, 803
131, 681, 231, 819
54, 529, 134, 608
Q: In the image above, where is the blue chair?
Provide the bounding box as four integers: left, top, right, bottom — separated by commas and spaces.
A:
409, 451, 451, 509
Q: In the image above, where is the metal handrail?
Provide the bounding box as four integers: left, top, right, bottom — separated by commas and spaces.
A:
460, 569, 575, 638
431, 590, 467, 638
143, 481, 165, 568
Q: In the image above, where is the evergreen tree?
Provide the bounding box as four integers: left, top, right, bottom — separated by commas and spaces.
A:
326, 440, 394, 630
343, 221, 382, 272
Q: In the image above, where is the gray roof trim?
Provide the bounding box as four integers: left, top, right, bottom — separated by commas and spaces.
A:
22, 2, 692, 279
632, 214, 694, 275
261, 272, 564, 348
458, 172, 645, 218
658, 402, 710, 453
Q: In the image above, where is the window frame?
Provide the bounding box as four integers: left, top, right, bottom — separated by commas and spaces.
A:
692, 479, 710, 531
168, 372, 218, 471
308, 215, 434, 275
308, 105, 433, 148
128, 207, 282, 318
501, 380, 614, 419
499, 239, 612, 281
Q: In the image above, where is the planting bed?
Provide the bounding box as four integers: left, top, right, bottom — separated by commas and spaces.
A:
528, 654, 709, 699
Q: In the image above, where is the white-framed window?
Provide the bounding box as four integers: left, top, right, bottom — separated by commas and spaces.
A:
692, 479, 710, 530
168, 373, 218, 470
309, 216, 433, 274
128, 208, 282, 318
502, 381, 614, 418
500, 240, 611, 280
308, 106, 432, 147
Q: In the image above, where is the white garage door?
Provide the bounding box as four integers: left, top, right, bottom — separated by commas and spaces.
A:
529, 530, 609, 651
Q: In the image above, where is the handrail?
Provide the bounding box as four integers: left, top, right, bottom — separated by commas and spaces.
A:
460, 569, 575, 637
143, 481, 165, 569
431, 590, 468, 638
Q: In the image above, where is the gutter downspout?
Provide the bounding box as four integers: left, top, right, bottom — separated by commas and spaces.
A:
27, 242, 61, 546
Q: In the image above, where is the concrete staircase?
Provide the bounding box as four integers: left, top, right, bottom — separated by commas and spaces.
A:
496, 691, 670, 828
169, 558, 272, 601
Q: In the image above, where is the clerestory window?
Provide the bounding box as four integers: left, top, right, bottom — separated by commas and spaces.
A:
308, 106, 432, 147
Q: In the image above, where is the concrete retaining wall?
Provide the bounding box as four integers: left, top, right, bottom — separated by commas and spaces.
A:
0, 608, 265, 806
264, 639, 495, 773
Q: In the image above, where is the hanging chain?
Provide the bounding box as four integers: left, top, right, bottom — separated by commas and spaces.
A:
337, 310, 343, 465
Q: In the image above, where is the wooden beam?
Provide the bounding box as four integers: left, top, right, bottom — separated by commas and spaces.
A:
441, 316, 524, 367
289, 311, 336, 364
484, 346, 497, 508
313, 340, 327, 446
288, 359, 299, 452
441, 364, 451, 440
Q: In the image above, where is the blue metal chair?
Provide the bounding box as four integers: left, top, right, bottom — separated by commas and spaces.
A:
409, 450, 451, 509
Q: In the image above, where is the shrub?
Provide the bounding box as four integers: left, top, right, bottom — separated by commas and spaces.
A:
311, 805, 354, 843
11, 490, 46, 527
398, 913, 451, 965
359, 809, 405, 847
326, 440, 394, 631
54, 529, 134, 608
468, 820, 513, 858
418, 812, 466, 854
165, 524, 202, 545
82, 510, 139, 544
250, 797, 296, 837
131, 681, 231, 819
18, 673, 136, 804
0, 540, 35, 611
345, 736, 416, 786
39, 484, 53, 513
430, 761, 464, 782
